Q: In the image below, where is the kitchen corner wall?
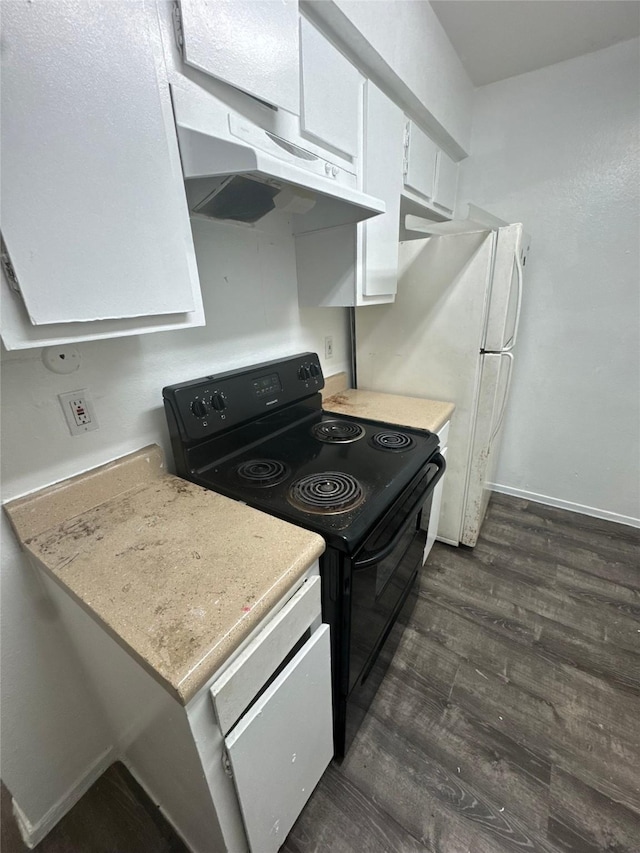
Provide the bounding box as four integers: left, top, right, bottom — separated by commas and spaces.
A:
459, 37, 640, 525
0, 214, 350, 828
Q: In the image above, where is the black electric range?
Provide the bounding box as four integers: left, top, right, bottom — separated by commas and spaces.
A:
163, 352, 445, 756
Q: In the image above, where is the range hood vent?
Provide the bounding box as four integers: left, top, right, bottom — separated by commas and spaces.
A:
171, 86, 385, 234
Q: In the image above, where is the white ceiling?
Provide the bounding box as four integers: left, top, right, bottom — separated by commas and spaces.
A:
430, 1, 640, 86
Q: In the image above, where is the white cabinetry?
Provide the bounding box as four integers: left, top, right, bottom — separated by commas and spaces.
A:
176, 0, 300, 114
403, 120, 460, 219
435, 149, 459, 213
424, 421, 450, 563
33, 561, 331, 853
208, 573, 332, 853
300, 15, 363, 160
296, 81, 404, 306
361, 82, 405, 298
0, 0, 203, 351
404, 121, 439, 202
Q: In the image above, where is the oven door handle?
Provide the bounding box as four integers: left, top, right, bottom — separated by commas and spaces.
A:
353, 453, 446, 571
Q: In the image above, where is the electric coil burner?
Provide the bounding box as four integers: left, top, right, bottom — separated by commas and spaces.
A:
288, 472, 365, 514
236, 459, 290, 487
311, 420, 365, 443
370, 431, 415, 451
163, 353, 445, 757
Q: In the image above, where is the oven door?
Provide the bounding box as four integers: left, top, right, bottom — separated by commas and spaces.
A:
347, 454, 445, 694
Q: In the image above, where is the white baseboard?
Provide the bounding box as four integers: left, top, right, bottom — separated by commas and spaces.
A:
11, 746, 117, 849
489, 483, 640, 529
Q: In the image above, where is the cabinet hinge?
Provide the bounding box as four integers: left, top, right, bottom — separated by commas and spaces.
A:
222, 749, 233, 779
172, 1, 184, 53
402, 120, 411, 182
1, 241, 21, 295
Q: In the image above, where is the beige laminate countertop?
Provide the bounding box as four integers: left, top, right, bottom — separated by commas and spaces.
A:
323, 387, 455, 435
5, 446, 325, 705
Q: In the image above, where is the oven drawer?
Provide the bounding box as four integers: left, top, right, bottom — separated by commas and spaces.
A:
210, 575, 322, 735
225, 624, 333, 853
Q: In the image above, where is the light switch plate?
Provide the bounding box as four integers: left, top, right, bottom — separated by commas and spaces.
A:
58, 389, 99, 435
324, 336, 334, 358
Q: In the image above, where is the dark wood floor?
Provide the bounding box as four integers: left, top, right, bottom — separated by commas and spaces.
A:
283, 494, 640, 853
3, 494, 639, 852
0, 765, 188, 853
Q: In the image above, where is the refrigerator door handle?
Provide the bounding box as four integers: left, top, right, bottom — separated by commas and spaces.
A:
490, 351, 514, 445
503, 251, 523, 352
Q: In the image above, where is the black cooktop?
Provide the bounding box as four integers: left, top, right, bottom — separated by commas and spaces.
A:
191, 409, 439, 551
163, 352, 440, 552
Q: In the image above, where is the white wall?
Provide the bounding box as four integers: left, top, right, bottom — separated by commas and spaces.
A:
0, 213, 351, 826
459, 38, 640, 524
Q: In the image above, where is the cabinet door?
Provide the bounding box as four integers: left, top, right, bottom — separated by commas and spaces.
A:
362, 82, 404, 298
177, 0, 299, 113
435, 150, 458, 213
1, 1, 201, 332
226, 625, 333, 853
404, 121, 438, 201
300, 16, 362, 159
211, 576, 321, 735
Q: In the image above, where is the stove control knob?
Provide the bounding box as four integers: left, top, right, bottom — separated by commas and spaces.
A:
190, 399, 208, 418
309, 363, 320, 378
210, 393, 227, 412
298, 365, 311, 381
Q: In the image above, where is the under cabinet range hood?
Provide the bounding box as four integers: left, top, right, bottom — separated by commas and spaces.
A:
171, 86, 385, 234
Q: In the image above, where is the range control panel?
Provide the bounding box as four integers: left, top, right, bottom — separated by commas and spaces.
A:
163, 352, 324, 443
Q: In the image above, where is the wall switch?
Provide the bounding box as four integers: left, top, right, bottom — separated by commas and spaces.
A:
58, 390, 99, 435
324, 335, 334, 359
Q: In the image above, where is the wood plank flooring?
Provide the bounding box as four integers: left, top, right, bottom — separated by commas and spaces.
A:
0, 764, 188, 853
283, 494, 640, 853
2, 494, 638, 852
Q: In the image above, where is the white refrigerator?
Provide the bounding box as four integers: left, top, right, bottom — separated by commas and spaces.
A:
355, 219, 530, 547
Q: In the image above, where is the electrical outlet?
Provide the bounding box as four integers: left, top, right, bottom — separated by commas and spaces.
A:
325, 335, 334, 359
58, 389, 99, 436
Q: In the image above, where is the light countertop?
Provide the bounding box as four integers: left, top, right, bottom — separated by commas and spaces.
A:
323, 379, 455, 435
5, 446, 325, 705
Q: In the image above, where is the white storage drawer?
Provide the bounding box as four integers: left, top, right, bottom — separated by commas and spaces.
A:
225, 624, 333, 853
210, 575, 321, 734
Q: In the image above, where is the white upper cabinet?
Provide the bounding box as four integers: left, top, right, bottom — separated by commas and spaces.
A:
296, 81, 404, 307
299, 16, 362, 160
404, 121, 438, 202
1, 0, 203, 350
361, 82, 405, 299
176, 0, 300, 114
434, 149, 459, 213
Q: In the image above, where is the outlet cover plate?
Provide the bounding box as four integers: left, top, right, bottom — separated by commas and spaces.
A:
58, 389, 99, 435
324, 336, 334, 358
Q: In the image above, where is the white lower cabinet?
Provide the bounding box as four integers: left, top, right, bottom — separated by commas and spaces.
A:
225, 626, 332, 852
32, 563, 331, 853
203, 572, 333, 852
423, 421, 450, 563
